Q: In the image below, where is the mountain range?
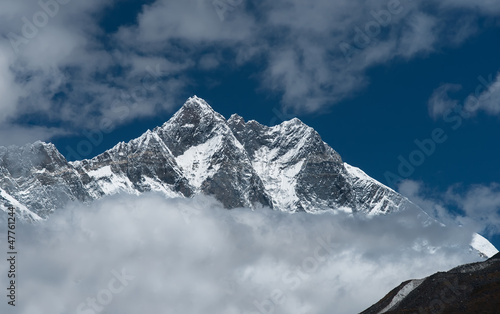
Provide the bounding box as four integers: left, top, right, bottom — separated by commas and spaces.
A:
0, 96, 497, 258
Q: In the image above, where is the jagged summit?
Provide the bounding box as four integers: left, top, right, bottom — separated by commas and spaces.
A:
227, 113, 245, 125
183, 95, 214, 111
159, 96, 224, 134
285, 117, 305, 125
174, 95, 220, 120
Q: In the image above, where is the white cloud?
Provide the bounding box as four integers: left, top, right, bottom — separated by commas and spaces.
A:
0, 0, 191, 137
115, 0, 254, 44
112, 0, 493, 114
0, 124, 69, 146
397, 13, 437, 58
0, 45, 22, 123
464, 72, 500, 116
0, 193, 484, 314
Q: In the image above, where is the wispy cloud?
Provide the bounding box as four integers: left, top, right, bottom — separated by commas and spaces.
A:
427, 72, 500, 120
464, 72, 500, 116
427, 83, 462, 120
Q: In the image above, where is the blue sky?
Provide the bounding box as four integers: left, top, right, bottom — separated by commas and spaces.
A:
1, 0, 500, 247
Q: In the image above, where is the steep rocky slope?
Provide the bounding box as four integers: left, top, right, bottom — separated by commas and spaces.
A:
362, 252, 500, 313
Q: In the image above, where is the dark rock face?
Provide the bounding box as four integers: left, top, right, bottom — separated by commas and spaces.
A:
227, 109, 407, 214
73, 130, 194, 198
157, 97, 273, 209
361, 255, 500, 314
296, 153, 355, 210
0, 96, 412, 219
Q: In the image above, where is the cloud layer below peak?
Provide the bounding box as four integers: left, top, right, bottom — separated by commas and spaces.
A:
0, 193, 485, 314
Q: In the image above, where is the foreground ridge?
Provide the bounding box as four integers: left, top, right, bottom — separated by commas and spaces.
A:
362, 252, 500, 313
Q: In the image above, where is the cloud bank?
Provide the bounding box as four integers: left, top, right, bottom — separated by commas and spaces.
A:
0, 193, 484, 314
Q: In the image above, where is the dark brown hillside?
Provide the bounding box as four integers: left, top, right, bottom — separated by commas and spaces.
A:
362, 253, 500, 313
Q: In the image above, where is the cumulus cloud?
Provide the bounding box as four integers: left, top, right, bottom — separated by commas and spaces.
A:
0, 193, 484, 314
0, 0, 188, 135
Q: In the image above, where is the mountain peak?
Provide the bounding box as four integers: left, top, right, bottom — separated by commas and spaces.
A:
228, 113, 245, 124
163, 96, 226, 129
183, 95, 215, 113
16, 141, 56, 152
227, 114, 246, 131
281, 117, 307, 128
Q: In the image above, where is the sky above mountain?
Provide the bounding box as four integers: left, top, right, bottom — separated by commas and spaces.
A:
1, 0, 500, 247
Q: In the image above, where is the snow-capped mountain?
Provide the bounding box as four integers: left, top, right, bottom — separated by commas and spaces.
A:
0, 96, 409, 217
0, 96, 497, 257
